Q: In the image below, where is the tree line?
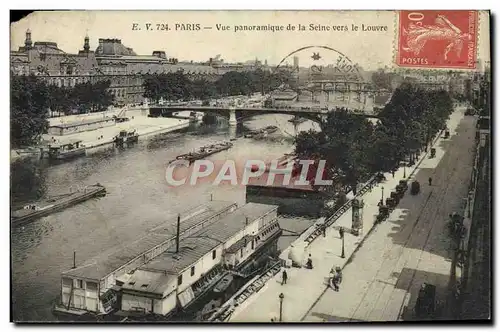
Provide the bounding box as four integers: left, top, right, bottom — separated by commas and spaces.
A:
295, 83, 455, 196
142, 68, 290, 102
11, 75, 114, 148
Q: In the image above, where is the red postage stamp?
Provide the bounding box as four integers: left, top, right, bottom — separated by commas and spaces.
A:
397, 10, 478, 69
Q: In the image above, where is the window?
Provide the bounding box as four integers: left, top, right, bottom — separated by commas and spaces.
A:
141, 284, 148, 288
191, 266, 195, 276
212, 250, 216, 259
128, 281, 136, 286
86, 281, 98, 291
76, 279, 83, 289
240, 248, 244, 257
178, 274, 183, 286
251, 240, 255, 250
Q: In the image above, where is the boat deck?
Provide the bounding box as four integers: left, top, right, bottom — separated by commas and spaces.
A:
62, 201, 237, 281
11, 184, 106, 224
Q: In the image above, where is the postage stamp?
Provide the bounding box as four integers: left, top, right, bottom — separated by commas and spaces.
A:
397, 10, 479, 69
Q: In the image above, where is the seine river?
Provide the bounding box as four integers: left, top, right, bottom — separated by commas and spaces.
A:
10, 114, 320, 321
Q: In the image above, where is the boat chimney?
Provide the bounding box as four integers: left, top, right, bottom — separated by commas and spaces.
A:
176, 214, 181, 253
73, 251, 76, 269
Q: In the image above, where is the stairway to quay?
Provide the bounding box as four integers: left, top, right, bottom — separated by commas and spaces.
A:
228, 106, 477, 322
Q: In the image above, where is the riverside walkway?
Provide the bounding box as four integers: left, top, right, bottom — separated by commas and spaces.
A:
229, 106, 475, 322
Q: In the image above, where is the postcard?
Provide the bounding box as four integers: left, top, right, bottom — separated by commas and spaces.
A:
10, 10, 491, 323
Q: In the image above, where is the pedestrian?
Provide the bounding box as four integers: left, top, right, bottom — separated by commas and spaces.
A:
306, 254, 313, 269
322, 225, 326, 237
332, 266, 342, 292
428, 177, 433, 186
281, 269, 288, 285
392, 169, 395, 178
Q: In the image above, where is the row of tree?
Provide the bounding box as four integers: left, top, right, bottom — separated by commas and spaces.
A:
295, 83, 455, 195
11, 75, 115, 148
142, 68, 291, 103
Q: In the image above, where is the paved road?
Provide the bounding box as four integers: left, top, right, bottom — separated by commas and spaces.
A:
303, 113, 477, 322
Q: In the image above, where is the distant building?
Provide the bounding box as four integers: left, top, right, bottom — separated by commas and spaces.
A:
11, 30, 265, 106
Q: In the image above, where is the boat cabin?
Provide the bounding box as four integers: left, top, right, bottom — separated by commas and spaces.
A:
115, 203, 280, 318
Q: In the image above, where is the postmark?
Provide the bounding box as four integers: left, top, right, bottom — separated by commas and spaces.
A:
267, 46, 368, 136
396, 10, 478, 69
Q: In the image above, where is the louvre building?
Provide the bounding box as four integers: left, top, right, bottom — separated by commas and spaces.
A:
11, 30, 265, 105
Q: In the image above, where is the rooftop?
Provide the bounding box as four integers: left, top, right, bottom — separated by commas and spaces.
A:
50, 117, 114, 129
62, 201, 236, 281
140, 203, 278, 275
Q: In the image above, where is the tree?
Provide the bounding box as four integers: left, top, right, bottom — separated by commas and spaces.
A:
11, 75, 50, 147
295, 108, 375, 195
72, 80, 114, 113
190, 78, 215, 100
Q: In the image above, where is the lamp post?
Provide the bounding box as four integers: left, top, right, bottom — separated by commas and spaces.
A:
339, 227, 345, 258
279, 293, 284, 322
381, 186, 385, 203
403, 162, 407, 178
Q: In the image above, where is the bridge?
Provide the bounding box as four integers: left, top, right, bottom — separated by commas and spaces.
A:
148, 104, 381, 126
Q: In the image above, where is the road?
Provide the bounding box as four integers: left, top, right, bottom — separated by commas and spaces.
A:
303, 112, 477, 322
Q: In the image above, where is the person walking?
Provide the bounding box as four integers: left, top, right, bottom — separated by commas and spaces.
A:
332, 266, 342, 292
428, 177, 433, 186
281, 269, 288, 285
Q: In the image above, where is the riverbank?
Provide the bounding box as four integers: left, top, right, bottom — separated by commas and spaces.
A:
11, 109, 191, 163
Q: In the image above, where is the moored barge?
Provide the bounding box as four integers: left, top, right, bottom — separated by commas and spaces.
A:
53, 201, 282, 322
11, 183, 106, 226
45, 139, 86, 160
114, 129, 139, 146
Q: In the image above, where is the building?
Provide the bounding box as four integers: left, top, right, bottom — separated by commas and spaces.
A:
11, 30, 267, 106
116, 202, 280, 318
48, 117, 115, 136
56, 201, 237, 315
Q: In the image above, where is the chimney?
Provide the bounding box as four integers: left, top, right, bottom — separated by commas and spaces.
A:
99, 39, 105, 52
25, 29, 32, 49
175, 214, 181, 253
83, 34, 90, 52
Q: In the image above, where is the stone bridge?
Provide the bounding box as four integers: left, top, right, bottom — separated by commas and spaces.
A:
148, 105, 380, 126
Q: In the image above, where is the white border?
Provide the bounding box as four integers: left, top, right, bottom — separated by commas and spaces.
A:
3, 1, 497, 332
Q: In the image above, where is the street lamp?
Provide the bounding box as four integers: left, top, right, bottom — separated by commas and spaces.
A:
381, 186, 385, 203
403, 163, 407, 178
339, 227, 345, 258
279, 293, 284, 322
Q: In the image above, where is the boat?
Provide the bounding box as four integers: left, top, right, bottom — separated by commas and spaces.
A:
46, 139, 86, 160
244, 126, 278, 139
288, 116, 307, 124
11, 183, 106, 226
54, 203, 282, 321
114, 129, 139, 145
169, 141, 233, 164
213, 273, 234, 293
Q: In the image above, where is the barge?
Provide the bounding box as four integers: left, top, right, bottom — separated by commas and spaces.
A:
288, 116, 307, 124
114, 129, 139, 146
45, 139, 86, 160
244, 126, 278, 139
170, 141, 233, 164
53, 201, 282, 322
114, 202, 281, 322
11, 183, 106, 226
53, 201, 238, 318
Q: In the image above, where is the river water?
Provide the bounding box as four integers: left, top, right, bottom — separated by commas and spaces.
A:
10, 114, 321, 321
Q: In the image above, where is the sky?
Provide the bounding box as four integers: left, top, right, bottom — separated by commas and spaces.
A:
11, 10, 490, 71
